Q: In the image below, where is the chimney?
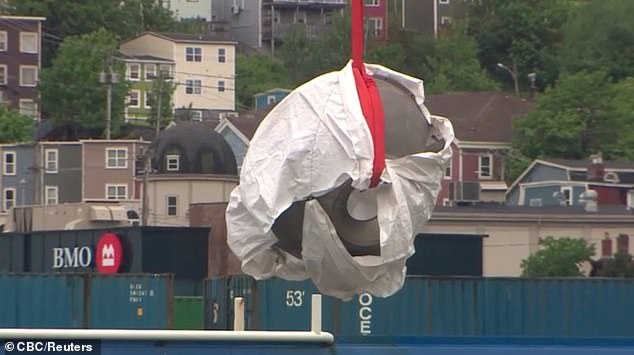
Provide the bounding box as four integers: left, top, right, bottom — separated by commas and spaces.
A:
587, 153, 604, 181
617, 234, 630, 254
601, 237, 613, 257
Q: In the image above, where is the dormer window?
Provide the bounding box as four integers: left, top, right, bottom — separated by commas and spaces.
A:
166, 154, 180, 171
604, 171, 620, 183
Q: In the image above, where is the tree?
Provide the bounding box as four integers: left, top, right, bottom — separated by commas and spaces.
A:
559, 0, 634, 81
606, 77, 634, 160
521, 237, 595, 277
419, 26, 499, 94
514, 71, 616, 160
236, 54, 290, 109
7, 0, 174, 66
467, 0, 571, 91
147, 75, 176, 130
594, 252, 634, 278
38, 29, 129, 135
0, 106, 34, 143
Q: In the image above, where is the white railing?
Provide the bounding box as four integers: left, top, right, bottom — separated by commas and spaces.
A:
0, 294, 333, 344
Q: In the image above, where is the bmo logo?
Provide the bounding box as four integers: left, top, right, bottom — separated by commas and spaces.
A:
96, 233, 123, 274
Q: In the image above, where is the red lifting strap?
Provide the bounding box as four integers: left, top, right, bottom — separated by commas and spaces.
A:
351, 0, 385, 188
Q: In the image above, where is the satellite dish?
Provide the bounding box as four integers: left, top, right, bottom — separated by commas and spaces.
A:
271, 75, 445, 258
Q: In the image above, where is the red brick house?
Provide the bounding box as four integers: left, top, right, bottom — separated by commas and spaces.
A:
364, 0, 388, 40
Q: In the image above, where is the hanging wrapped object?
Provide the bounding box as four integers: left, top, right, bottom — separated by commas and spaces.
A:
226, 0, 454, 300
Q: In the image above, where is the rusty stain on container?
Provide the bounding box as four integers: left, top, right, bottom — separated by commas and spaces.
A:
189, 202, 243, 278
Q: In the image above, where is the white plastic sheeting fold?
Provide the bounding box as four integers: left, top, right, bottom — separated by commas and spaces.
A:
226, 61, 454, 300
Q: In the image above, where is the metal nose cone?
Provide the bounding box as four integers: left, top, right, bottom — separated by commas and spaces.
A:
272, 76, 445, 259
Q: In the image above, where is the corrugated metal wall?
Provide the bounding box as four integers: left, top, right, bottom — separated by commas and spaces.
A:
0, 273, 173, 329
204, 276, 634, 337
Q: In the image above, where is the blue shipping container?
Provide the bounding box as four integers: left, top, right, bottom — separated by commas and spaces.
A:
0, 274, 85, 328
89, 274, 173, 329
204, 276, 634, 337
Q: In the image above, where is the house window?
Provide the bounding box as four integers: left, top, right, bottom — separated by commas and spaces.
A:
439, 0, 450, 4
166, 155, 180, 171
218, 80, 225, 92
561, 186, 573, 206
128, 63, 140, 81
144, 92, 153, 109
267, 95, 276, 105
441, 16, 452, 25
106, 184, 128, 200
191, 110, 202, 121
0, 31, 6, 51
45, 149, 58, 173
19, 99, 38, 119
159, 64, 172, 79
3, 188, 16, 211
106, 148, 128, 169
0, 65, 6, 85
186, 47, 202, 62
19, 65, 38, 87
218, 48, 226, 63
45, 186, 58, 205
478, 154, 492, 179
3, 152, 16, 175
186, 80, 202, 94
364, 0, 380, 6
167, 195, 178, 216
145, 64, 157, 80
444, 157, 452, 179
20, 32, 38, 53
367, 17, 383, 37
128, 90, 140, 107
295, 11, 307, 24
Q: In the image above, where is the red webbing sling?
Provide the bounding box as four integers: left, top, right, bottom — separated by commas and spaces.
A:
351, 0, 385, 188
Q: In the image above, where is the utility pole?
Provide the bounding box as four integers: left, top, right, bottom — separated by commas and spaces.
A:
141, 147, 152, 226
100, 56, 119, 140
155, 70, 163, 137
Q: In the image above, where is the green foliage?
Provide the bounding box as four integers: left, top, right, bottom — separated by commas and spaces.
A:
39, 29, 129, 135
504, 148, 532, 184
467, 0, 570, 90
236, 54, 290, 110
514, 71, 617, 159
595, 252, 634, 278
521, 237, 595, 277
0, 106, 34, 143
559, 0, 634, 81
147, 75, 176, 129
420, 27, 499, 94
610, 77, 634, 159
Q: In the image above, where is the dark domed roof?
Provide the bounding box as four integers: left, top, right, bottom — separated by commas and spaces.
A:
151, 122, 238, 175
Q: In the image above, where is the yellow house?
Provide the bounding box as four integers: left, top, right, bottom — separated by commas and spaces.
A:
119, 32, 237, 121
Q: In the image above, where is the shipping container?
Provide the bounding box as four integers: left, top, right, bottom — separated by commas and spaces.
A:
173, 296, 204, 330
89, 274, 173, 329
0, 273, 173, 329
0, 274, 85, 328
1, 226, 208, 296
205, 276, 634, 337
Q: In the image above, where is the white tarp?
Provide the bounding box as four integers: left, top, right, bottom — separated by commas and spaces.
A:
226, 61, 454, 300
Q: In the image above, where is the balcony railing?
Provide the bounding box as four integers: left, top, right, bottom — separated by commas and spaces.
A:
263, 0, 347, 7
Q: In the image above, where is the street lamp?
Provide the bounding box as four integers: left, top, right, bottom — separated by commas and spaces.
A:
496, 62, 519, 97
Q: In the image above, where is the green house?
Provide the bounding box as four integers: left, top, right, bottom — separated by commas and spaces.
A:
253, 88, 291, 109
122, 54, 175, 123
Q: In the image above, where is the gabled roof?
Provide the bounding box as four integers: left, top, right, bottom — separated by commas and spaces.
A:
506, 158, 634, 196
425, 91, 534, 143
254, 88, 292, 97
541, 158, 634, 171
121, 32, 237, 45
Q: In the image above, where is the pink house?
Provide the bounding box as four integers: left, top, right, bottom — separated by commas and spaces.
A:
364, 0, 388, 40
